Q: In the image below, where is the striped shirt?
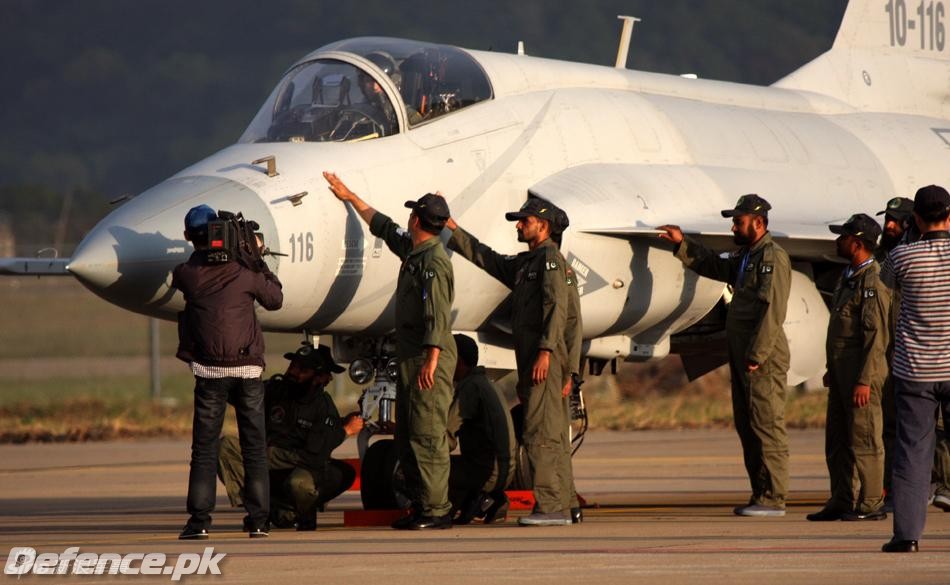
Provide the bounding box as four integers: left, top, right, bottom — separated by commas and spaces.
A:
880, 231, 950, 381
190, 362, 263, 380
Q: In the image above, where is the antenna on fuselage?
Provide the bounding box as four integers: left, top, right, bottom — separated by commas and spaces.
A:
517, 41, 525, 56
615, 15, 641, 69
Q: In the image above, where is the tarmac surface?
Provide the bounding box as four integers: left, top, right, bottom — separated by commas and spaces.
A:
2, 429, 949, 584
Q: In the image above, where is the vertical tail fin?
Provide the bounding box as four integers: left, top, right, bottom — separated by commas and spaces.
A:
835, 0, 950, 55
775, 0, 950, 117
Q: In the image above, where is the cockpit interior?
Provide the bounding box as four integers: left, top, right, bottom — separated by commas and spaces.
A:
240, 38, 493, 144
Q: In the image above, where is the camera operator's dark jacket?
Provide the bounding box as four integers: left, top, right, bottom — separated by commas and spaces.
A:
172, 253, 283, 368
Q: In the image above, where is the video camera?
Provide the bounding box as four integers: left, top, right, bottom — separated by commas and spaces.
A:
203, 210, 276, 271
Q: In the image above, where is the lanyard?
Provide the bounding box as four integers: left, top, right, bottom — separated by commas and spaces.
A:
844, 257, 873, 280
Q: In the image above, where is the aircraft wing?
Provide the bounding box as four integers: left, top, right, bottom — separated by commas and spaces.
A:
581, 222, 838, 261
0, 257, 71, 276
526, 162, 842, 262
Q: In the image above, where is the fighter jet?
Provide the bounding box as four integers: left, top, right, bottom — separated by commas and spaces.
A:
6, 0, 949, 387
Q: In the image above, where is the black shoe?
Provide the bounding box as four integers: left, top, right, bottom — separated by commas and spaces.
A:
842, 509, 887, 521
295, 518, 317, 531
391, 509, 421, 530
178, 525, 209, 540
571, 507, 583, 524
882, 537, 918, 553
271, 516, 296, 530
408, 514, 452, 530
455, 493, 492, 525
806, 508, 845, 522
483, 496, 510, 524
248, 524, 270, 539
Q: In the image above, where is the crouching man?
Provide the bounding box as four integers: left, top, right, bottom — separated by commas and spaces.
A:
219, 344, 363, 530
447, 334, 517, 524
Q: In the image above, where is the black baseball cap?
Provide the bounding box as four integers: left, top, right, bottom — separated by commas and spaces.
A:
721, 194, 771, 218
551, 207, 571, 235
913, 185, 950, 217
505, 198, 559, 223
829, 213, 882, 247
453, 334, 479, 368
404, 193, 450, 223
876, 196, 914, 221
283, 343, 345, 373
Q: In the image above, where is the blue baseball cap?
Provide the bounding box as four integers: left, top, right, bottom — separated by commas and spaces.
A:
184, 204, 217, 232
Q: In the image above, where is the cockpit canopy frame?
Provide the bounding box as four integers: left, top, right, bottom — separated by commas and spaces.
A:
240, 37, 494, 144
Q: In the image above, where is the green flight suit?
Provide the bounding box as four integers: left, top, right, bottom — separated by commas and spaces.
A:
370, 212, 457, 517
560, 266, 583, 510
876, 245, 950, 499
676, 232, 791, 507
449, 228, 570, 513
218, 376, 351, 526
824, 261, 889, 513
446, 366, 517, 509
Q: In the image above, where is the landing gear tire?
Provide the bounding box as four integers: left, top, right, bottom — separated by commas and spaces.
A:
360, 439, 399, 510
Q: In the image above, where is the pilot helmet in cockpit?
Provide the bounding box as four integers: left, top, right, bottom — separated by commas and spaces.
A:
364, 51, 401, 89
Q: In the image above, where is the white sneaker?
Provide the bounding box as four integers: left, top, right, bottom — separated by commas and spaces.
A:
933, 494, 950, 511
518, 512, 571, 526
733, 504, 786, 517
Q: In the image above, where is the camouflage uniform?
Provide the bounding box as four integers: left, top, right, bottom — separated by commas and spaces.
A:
218, 375, 353, 527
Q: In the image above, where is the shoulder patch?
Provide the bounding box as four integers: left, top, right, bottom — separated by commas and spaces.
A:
423, 269, 436, 280
863, 288, 876, 299
544, 261, 559, 271
759, 263, 773, 274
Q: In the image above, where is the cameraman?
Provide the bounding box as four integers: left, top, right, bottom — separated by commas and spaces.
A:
173, 204, 283, 540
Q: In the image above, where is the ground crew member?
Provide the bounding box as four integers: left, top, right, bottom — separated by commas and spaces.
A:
173, 204, 283, 540
445, 197, 574, 526
875, 196, 950, 513
807, 214, 889, 522
880, 185, 950, 553
323, 172, 458, 530
447, 334, 517, 524
218, 344, 362, 531
553, 208, 584, 523
658, 194, 791, 517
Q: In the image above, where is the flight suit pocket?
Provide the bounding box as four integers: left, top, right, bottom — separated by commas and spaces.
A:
755, 265, 773, 302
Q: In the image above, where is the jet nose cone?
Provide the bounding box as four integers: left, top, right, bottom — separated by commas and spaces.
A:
69, 176, 276, 315
67, 219, 190, 307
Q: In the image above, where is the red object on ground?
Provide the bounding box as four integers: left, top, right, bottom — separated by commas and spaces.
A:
505, 490, 535, 510
341, 491, 539, 527
343, 509, 408, 527
343, 458, 361, 491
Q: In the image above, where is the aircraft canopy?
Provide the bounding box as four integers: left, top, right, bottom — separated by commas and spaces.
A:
240, 38, 493, 144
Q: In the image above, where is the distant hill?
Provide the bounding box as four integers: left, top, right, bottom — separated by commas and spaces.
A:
0, 0, 847, 252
